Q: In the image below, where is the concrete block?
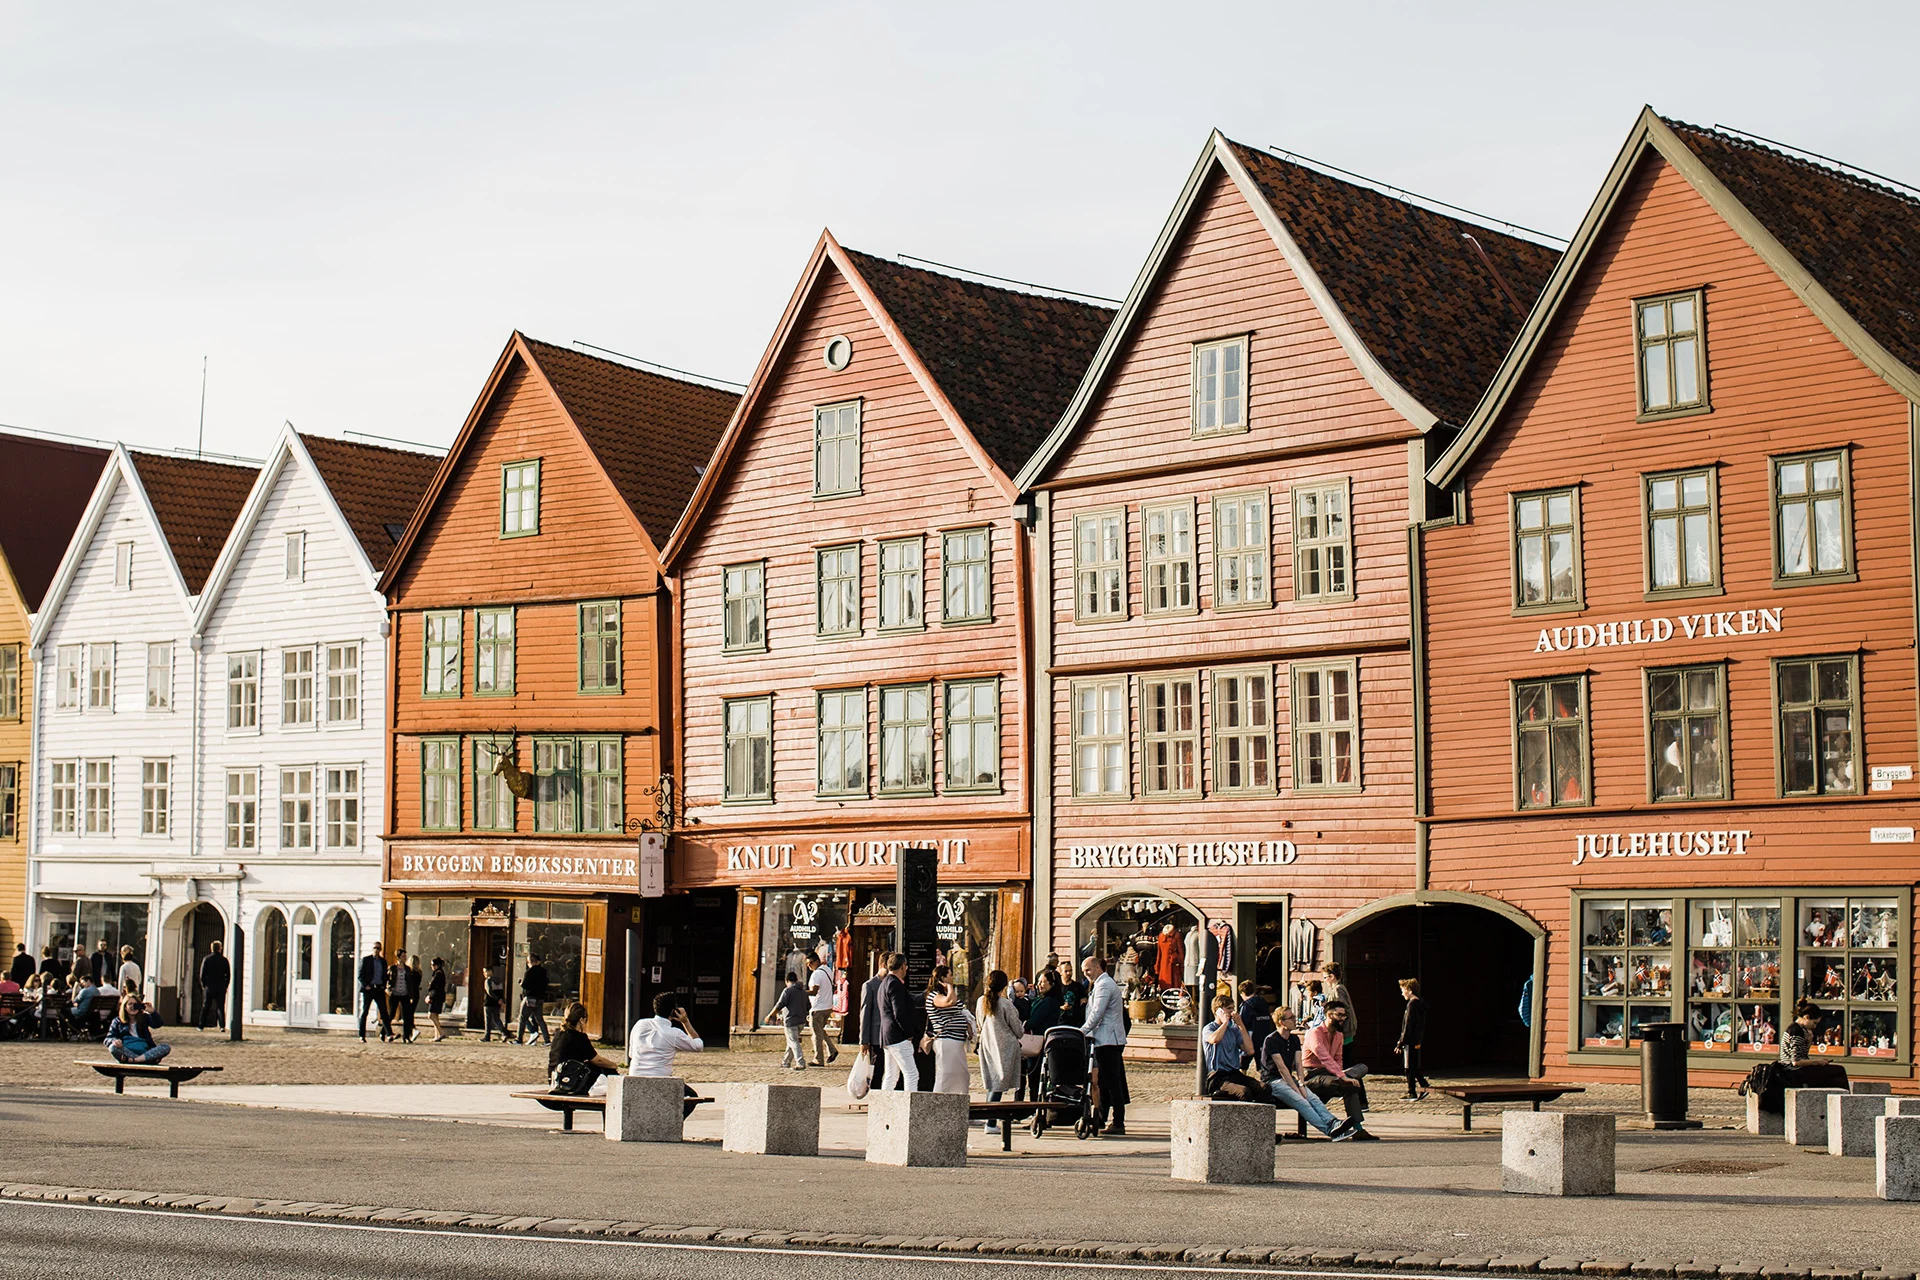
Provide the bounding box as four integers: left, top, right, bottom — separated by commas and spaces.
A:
1745, 1092, 1784, 1136
1784, 1089, 1845, 1147
1887, 1099, 1920, 1118
604, 1075, 685, 1143
1850, 1081, 1893, 1095
1501, 1111, 1615, 1197
1169, 1100, 1275, 1185
722, 1083, 820, 1156
1875, 1116, 1920, 1201
864, 1090, 967, 1168
1828, 1093, 1885, 1156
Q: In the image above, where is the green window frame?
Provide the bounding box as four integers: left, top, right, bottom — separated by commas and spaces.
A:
1191, 335, 1248, 437
1072, 509, 1126, 622
941, 527, 992, 624
878, 683, 933, 795
1771, 449, 1854, 586
1515, 676, 1589, 809
816, 688, 867, 798
1512, 487, 1583, 613
472, 736, 517, 831
1140, 672, 1199, 799
1212, 490, 1270, 611
1213, 666, 1275, 794
1775, 654, 1861, 797
422, 612, 461, 698
1070, 678, 1129, 799
1644, 468, 1720, 598
1646, 663, 1727, 802
475, 608, 515, 695
533, 737, 578, 833
878, 537, 924, 632
577, 601, 621, 694
723, 696, 773, 803
943, 678, 1000, 794
1142, 501, 1196, 617
421, 738, 461, 831
501, 459, 541, 537
722, 562, 766, 653
580, 737, 622, 833
816, 544, 861, 638
1292, 660, 1359, 793
814, 401, 862, 497
1634, 290, 1708, 419
1292, 479, 1353, 603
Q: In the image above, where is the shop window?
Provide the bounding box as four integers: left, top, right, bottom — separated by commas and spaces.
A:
723, 697, 773, 802
1140, 674, 1199, 799
325, 767, 359, 848
422, 612, 461, 697
472, 736, 517, 831
1212, 490, 1270, 610
258, 908, 288, 1013
515, 900, 585, 1012
501, 460, 540, 537
1685, 899, 1781, 1053
1644, 469, 1719, 596
1772, 450, 1852, 584
1515, 676, 1588, 809
1081, 896, 1196, 1008
145, 642, 172, 711
1647, 664, 1726, 801
1073, 510, 1126, 622
534, 738, 579, 832
878, 683, 932, 795
1214, 667, 1274, 794
1142, 501, 1196, 616
39, 899, 148, 979
280, 767, 315, 848
1292, 661, 1358, 792
1578, 897, 1675, 1049
325, 644, 359, 723
1775, 655, 1860, 797
814, 401, 862, 497
1634, 290, 1708, 417
1293, 480, 1353, 603
943, 679, 999, 793
816, 689, 867, 798
1799, 897, 1900, 1059
756, 890, 852, 1021
1070, 678, 1128, 799
421, 740, 460, 831
282, 648, 315, 728
577, 602, 621, 694
722, 562, 766, 652
580, 738, 622, 833
816, 544, 861, 638
941, 528, 991, 624
878, 538, 923, 632
1512, 488, 1582, 612
1191, 335, 1247, 437
400, 901, 465, 1020
475, 609, 515, 695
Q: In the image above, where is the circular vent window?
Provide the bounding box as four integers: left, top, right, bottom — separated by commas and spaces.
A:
823, 335, 853, 371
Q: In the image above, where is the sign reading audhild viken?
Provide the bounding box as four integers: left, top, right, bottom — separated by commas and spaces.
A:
1533, 606, 1783, 654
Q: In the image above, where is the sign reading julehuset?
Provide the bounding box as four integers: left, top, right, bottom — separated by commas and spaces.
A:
1573, 830, 1752, 866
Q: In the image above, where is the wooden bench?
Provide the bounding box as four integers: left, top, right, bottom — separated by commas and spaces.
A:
969, 1099, 1088, 1151
510, 1090, 715, 1132
1434, 1083, 1586, 1132
77, 1061, 223, 1099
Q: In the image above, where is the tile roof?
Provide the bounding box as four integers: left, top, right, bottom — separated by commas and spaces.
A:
841, 249, 1117, 475
127, 451, 259, 594
297, 434, 441, 571
1225, 140, 1561, 426
517, 336, 740, 545
1663, 118, 1920, 378
0, 433, 109, 610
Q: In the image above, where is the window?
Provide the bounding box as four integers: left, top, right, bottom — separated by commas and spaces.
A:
421, 740, 460, 831
816, 689, 867, 798
284, 531, 305, 581
1645, 469, 1718, 595
581, 738, 622, 833
0, 646, 17, 720
1213, 491, 1270, 610
227, 652, 258, 729
56, 645, 81, 711
1776, 656, 1860, 797
1293, 480, 1353, 603
816, 545, 860, 637
1215, 667, 1275, 793
1140, 673, 1199, 798
1293, 661, 1359, 791
813, 401, 861, 497
501, 460, 540, 536
534, 739, 577, 833
1142, 502, 1195, 616
475, 609, 515, 694
1073, 510, 1126, 621
722, 563, 766, 652
1191, 336, 1248, 436
723, 697, 773, 802
577, 601, 621, 693
1635, 290, 1707, 416
113, 541, 132, 590
145, 643, 171, 711
1513, 488, 1582, 611
1798, 895, 1901, 1059
423, 612, 461, 697
50, 761, 77, 834
325, 766, 360, 848
282, 648, 315, 727
82, 760, 111, 834
87, 643, 114, 711
0, 763, 15, 839
140, 760, 169, 836
1515, 677, 1588, 809
280, 767, 315, 848
944, 679, 1000, 793
226, 770, 257, 848
941, 528, 991, 624
1071, 679, 1129, 798
472, 737, 517, 831
1772, 450, 1852, 584
878, 538, 923, 632
326, 644, 359, 723
1647, 664, 1726, 801
879, 684, 933, 794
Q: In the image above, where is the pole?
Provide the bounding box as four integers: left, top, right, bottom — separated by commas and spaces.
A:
228, 919, 245, 1042
1194, 911, 1210, 1101
196, 357, 208, 458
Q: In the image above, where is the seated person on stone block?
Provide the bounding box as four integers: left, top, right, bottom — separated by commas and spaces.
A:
1260, 1008, 1352, 1141
627, 992, 704, 1117
1302, 999, 1376, 1140
1200, 996, 1266, 1102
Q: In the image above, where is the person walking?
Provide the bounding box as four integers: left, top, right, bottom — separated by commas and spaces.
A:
388, 948, 418, 1044
1393, 977, 1430, 1098
426, 958, 450, 1041
856, 954, 893, 1092
923, 964, 970, 1094
198, 941, 230, 1031
878, 953, 922, 1092
1080, 953, 1131, 1136
517, 955, 550, 1045
7, 944, 32, 986
481, 967, 510, 1042
357, 940, 392, 1042
804, 954, 838, 1066
1321, 961, 1358, 1043
1261, 1008, 1352, 1140
764, 970, 811, 1069
1303, 998, 1375, 1139
975, 969, 1024, 1103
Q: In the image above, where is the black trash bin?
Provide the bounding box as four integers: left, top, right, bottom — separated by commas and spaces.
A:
1638, 1022, 1699, 1129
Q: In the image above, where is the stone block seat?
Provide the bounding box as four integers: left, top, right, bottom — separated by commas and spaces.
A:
723, 1083, 820, 1156
1829, 1092, 1887, 1156
1501, 1111, 1615, 1197
1784, 1088, 1846, 1147
1170, 1099, 1275, 1185
865, 1091, 968, 1168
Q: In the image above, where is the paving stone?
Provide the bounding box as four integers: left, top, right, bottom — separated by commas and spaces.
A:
1095, 1245, 1142, 1261
1718, 1265, 1762, 1280
1397, 1255, 1446, 1269
1443, 1259, 1494, 1272
335, 1207, 386, 1221
1138, 1245, 1190, 1262
867, 1235, 912, 1249
745, 1232, 792, 1246
637, 1225, 687, 1238
783, 1232, 829, 1246
902, 1237, 951, 1250
565, 1221, 621, 1235
1539, 1259, 1588, 1274
1054, 1242, 1112, 1259
415, 1212, 473, 1226
977, 1240, 1030, 1254
1862, 1272, 1917, 1280
1759, 1269, 1812, 1280
1678, 1265, 1722, 1279
1808, 1271, 1860, 1280
251, 1201, 295, 1213
667, 1227, 720, 1241
1312, 1250, 1359, 1266
496, 1217, 553, 1232
1014, 1241, 1069, 1256
817, 1233, 867, 1246
1629, 1261, 1681, 1277
1270, 1247, 1319, 1264
1183, 1247, 1229, 1264
1225, 1248, 1275, 1264
458, 1215, 511, 1227
369, 1209, 415, 1222
711, 1228, 759, 1242
1581, 1262, 1634, 1276
936, 1240, 988, 1253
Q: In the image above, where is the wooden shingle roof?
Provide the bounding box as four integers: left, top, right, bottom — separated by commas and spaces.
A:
297, 433, 441, 571
0, 433, 108, 609
127, 451, 259, 594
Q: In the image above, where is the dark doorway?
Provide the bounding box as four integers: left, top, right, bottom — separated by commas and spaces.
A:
635, 890, 735, 1048
184, 904, 225, 1027
1339, 902, 1534, 1078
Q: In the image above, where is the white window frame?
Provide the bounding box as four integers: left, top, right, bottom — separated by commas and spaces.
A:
813, 401, 862, 498
816, 544, 861, 638
226, 769, 258, 849
145, 642, 172, 712
420, 739, 460, 832
140, 758, 170, 837
943, 678, 1001, 795
1073, 509, 1127, 622
325, 765, 360, 849
325, 644, 360, 725
1142, 499, 1197, 617
83, 758, 113, 835
423, 611, 461, 698
280, 766, 316, 849
722, 696, 774, 803
1191, 335, 1249, 437
227, 652, 260, 732
1293, 659, 1361, 794
1213, 666, 1276, 795
581, 737, 622, 833
534, 737, 578, 834
284, 531, 306, 582
55, 645, 82, 712
49, 760, 78, 834
722, 562, 766, 653
1293, 478, 1354, 604
1212, 489, 1271, 611
1140, 672, 1200, 799
1070, 678, 1130, 799
281, 647, 316, 729
878, 537, 924, 633
87, 642, 114, 712
113, 541, 133, 590
475, 608, 515, 695
472, 735, 517, 832
578, 601, 621, 694
940, 527, 992, 625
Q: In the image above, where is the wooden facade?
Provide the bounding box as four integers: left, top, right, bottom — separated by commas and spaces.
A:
1422, 112, 1920, 1081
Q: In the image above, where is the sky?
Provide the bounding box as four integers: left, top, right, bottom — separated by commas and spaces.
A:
3, 1, 1918, 461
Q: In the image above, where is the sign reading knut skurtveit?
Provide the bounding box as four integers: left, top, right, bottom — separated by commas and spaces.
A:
1067, 839, 1300, 869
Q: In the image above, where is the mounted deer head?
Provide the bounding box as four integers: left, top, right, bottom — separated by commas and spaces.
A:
491, 730, 535, 800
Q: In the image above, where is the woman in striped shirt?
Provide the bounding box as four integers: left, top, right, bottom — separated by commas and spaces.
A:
923, 965, 972, 1094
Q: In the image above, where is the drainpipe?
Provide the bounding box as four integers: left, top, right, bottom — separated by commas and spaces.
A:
24, 642, 42, 954
1407, 521, 1430, 894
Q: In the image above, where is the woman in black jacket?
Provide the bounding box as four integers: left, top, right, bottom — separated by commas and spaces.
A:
1393, 977, 1430, 1099
426, 958, 449, 1042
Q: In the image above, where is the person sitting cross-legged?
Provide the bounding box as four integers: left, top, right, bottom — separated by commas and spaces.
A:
105, 999, 171, 1065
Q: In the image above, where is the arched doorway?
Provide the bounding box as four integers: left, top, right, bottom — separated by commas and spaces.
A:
174, 902, 226, 1028
1333, 894, 1540, 1079
258, 908, 289, 1014
325, 910, 357, 1018
1069, 886, 1205, 1026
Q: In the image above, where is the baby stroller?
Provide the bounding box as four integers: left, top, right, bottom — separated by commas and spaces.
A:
1030, 1024, 1096, 1139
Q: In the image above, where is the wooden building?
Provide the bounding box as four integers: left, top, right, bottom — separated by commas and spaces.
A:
1422, 110, 1920, 1081
0, 433, 108, 961
663, 234, 1112, 1034
1017, 132, 1556, 1067
378, 334, 737, 1041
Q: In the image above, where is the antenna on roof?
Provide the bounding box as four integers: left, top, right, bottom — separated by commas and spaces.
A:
893, 254, 1122, 305
1708, 124, 1920, 202
569, 341, 746, 391
196, 356, 208, 459
1262, 144, 1570, 246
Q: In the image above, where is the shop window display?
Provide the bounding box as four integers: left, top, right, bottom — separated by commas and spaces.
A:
756, 889, 851, 1016
1082, 897, 1200, 1024
403, 898, 471, 1018
1798, 897, 1899, 1058
513, 900, 584, 1010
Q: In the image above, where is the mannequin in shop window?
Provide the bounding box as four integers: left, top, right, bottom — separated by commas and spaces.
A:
1154, 925, 1182, 993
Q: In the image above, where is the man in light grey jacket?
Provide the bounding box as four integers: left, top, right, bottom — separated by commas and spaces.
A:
1080, 952, 1131, 1136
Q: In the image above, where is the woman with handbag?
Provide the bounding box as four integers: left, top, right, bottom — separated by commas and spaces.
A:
923, 964, 971, 1094
548, 1002, 619, 1093
975, 969, 1025, 1104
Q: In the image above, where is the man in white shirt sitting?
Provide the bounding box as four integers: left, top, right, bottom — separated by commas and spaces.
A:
627, 992, 705, 1117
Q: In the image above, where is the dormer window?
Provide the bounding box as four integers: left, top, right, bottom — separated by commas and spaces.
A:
501, 460, 541, 537
113, 541, 133, 590
814, 401, 861, 497
1191, 336, 1248, 437
1635, 290, 1708, 417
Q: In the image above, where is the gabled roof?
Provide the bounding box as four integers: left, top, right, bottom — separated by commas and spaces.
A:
1016, 130, 1558, 490
661, 233, 1113, 565
297, 433, 441, 571
126, 451, 259, 594
0, 433, 109, 609
1431, 109, 1920, 488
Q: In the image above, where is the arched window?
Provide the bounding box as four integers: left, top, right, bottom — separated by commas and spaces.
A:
327, 912, 356, 1016
259, 908, 289, 1012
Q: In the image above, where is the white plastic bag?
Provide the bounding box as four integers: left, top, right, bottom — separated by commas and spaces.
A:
846, 1046, 871, 1099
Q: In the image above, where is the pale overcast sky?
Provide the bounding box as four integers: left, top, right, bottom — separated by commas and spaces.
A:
3, 2, 1916, 460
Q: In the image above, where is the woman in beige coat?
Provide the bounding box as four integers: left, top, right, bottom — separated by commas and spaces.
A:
975, 969, 1025, 1101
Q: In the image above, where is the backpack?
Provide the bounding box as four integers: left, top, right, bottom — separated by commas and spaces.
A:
549, 1059, 594, 1096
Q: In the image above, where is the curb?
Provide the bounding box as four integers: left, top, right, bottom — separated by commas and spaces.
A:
1, 1182, 1913, 1279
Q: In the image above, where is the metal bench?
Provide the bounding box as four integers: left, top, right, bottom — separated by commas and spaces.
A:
77, 1061, 223, 1099
1434, 1083, 1586, 1132
511, 1090, 715, 1132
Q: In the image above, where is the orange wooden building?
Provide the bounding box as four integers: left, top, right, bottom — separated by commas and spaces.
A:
378, 333, 736, 1041
662, 234, 1112, 1033
1016, 132, 1556, 1068
1422, 110, 1920, 1081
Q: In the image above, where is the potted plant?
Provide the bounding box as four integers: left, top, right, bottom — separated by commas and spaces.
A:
1125, 977, 1161, 1024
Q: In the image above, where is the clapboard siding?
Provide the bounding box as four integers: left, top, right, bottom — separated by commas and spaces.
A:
0, 567, 31, 956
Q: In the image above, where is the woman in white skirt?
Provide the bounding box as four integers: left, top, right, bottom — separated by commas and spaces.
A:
922, 964, 971, 1093
975, 968, 1025, 1102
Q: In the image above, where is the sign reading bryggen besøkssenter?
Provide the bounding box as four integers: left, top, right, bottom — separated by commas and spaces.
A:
388, 844, 638, 892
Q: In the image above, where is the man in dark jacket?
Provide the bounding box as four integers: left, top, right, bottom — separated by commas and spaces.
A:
198, 942, 231, 1030
517, 956, 550, 1045
357, 941, 392, 1042
857, 952, 894, 1092
38, 946, 63, 981
877, 953, 922, 1091
7, 944, 33, 986
90, 939, 112, 987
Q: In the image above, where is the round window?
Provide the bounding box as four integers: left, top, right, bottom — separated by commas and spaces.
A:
823, 335, 853, 371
